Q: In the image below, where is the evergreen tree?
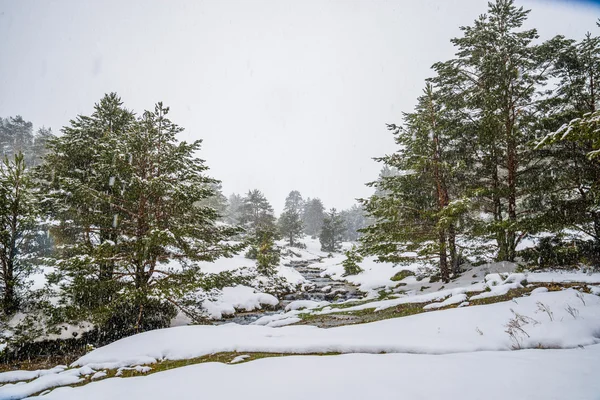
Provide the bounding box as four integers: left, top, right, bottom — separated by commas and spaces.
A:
302, 197, 325, 237
0, 153, 40, 315
360, 83, 468, 281
31, 127, 55, 167
279, 191, 304, 246
225, 193, 244, 226
319, 208, 345, 253
240, 189, 276, 234
284, 190, 304, 214
342, 245, 363, 276
0, 116, 34, 162
199, 182, 228, 217
239, 190, 279, 269
340, 204, 367, 242
536, 24, 600, 265
40, 96, 241, 336
254, 227, 280, 276
431, 0, 560, 262
38, 93, 136, 310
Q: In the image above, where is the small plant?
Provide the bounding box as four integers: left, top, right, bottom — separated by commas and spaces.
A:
505, 309, 539, 350
565, 304, 580, 320
536, 302, 554, 321
342, 246, 363, 276
391, 270, 415, 282
576, 291, 586, 306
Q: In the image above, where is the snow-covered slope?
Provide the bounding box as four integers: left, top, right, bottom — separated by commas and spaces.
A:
30, 346, 600, 400
65, 289, 600, 369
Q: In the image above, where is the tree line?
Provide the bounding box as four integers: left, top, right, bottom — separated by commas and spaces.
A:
0, 100, 370, 351
359, 0, 600, 282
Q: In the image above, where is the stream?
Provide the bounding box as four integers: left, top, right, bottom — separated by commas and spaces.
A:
215, 258, 362, 325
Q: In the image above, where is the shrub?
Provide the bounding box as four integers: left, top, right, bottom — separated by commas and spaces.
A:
390, 270, 415, 282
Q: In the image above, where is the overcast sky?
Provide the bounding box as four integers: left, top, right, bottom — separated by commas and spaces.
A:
1, 0, 599, 213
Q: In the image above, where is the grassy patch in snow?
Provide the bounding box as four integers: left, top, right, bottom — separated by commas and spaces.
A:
0, 353, 84, 374
28, 352, 341, 397
390, 270, 415, 282
296, 282, 591, 328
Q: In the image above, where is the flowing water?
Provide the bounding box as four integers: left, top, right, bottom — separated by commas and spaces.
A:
215, 258, 362, 325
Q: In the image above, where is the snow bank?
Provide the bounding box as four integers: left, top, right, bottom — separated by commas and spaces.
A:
73, 289, 600, 370
527, 271, 600, 284
284, 300, 329, 312
423, 293, 468, 310
469, 273, 526, 300
202, 286, 278, 319
0, 368, 86, 400
318, 254, 420, 293
35, 346, 600, 400
0, 366, 66, 384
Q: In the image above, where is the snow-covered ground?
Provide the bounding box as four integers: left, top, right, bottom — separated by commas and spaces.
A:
4, 236, 600, 400
2, 287, 599, 399
25, 346, 600, 400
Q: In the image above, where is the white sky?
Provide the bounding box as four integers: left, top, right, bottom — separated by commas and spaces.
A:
1, 0, 598, 213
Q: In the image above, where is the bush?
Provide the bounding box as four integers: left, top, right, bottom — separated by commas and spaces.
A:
390, 270, 415, 282
94, 297, 177, 345
518, 237, 596, 270
342, 246, 363, 276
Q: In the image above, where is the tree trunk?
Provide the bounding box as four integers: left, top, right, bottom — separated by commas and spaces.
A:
439, 229, 449, 283
3, 211, 19, 315
492, 148, 508, 261
428, 90, 451, 283
594, 212, 600, 268
506, 115, 517, 262
448, 224, 458, 274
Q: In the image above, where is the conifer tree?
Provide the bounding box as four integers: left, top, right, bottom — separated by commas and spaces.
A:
240, 189, 276, 234
536, 24, 600, 264
0, 116, 34, 161
360, 83, 468, 281
342, 245, 363, 276
431, 0, 560, 262
340, 204, 368, 242
39, 93, 136, 299
0, 153, 40, 315
199, 182, 228, 217
40, 96, 241, 336
302, 198, 325, 238
255, 227, 280, 276
284, 190, 304, 214
319, 208, 345, 253
279, 191, 304, 246
225, 193, 244, 226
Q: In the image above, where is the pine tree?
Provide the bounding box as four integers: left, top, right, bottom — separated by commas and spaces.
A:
38, 93, 136, 311
239, 190, 280, 270
31, 127, 55, 167
302, 198, 325, 238
339, 204, 367, 242
284, 190, 304, 214
536, 24, 600, 265
40, 96, 241, 336
342, 245, 363, 276
0, 116, 34, 162
199, 182, 228, 217
431, 0, 560, 262
240, 189, 276, 234
254, 227, 280, 276
0, 153, 40, 315
225, 193, 244, 226
279, 191, 304, 246
360, 82, 469, 281
319, 208, 345, 253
